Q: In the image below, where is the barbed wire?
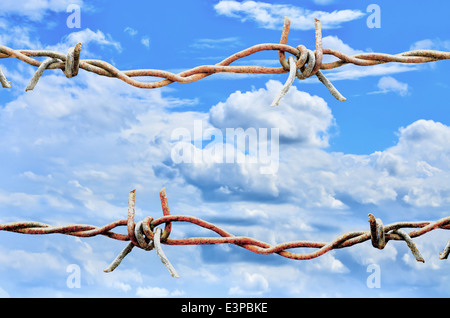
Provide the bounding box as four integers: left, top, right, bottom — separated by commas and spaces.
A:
1, 17, 450, 105
1, 189, 449, 278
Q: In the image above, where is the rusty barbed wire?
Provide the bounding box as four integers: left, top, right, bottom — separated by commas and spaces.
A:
1, 17, 450, 105
1, 188, 449, 277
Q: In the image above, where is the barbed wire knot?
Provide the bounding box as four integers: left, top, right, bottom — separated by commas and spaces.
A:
272, 18, 346, 106
64, 42, 82, 78
104, 189, 179, 277
368, 213, 386, 249
368, 213, 427, 262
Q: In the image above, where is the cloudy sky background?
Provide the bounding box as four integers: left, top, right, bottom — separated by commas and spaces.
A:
0, 0, 449, 297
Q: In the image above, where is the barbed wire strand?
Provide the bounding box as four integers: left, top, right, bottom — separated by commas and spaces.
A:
1, 189, 449, 278
1, 17, 450, 105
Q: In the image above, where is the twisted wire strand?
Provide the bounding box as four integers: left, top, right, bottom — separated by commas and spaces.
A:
0, 17, 449, 103
1, 189, 449, 277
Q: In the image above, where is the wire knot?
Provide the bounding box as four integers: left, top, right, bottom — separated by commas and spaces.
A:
368, 213, 386, 249
104, 189, 179, 277
64, 42, 82, 78
368, 213, 426, 263
271, 18, 346, 107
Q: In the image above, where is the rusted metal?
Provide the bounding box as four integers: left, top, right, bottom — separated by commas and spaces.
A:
1, 17, 449, 103
25, 57, 58, 91
440, 240, 450, 260
64, 42, 82, 78
392, 229, 424, 263
368, 213, 386, 249
0, 66, 10, 88
271, 56, 297, 107
1, 189, 449, 277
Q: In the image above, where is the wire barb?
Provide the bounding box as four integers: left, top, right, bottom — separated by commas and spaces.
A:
392, 229, 424, 263
154, 227, 179, 278
26, 57, 59, 91
271, 56, 297, 107
368, 213, 386, 249
0, 66, 11, 88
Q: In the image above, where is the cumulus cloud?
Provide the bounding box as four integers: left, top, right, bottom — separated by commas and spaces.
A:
228, 272, 270, 295
214, 0, 365, 30
49, 28, 122, 55
169, 81, 450, 210
209, 80, 334, 146
0, 246, 65, 274
410, 38, 450, 51
141, 36, 150, 49
190, 37, 241, 50
170, 80, 335, 201
370, 76, 409, 96
322, 35, 364, 63
124, 26, 138, 37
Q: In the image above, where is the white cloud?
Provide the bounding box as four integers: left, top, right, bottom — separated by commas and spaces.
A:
311, 253, 349, 273
4, 69, 444, 214
214, 0, 365, 30
136, 286, 185, 297
209, 80, 334, 147
0, 19, 42, 49
0, 246, 65, 274
370, 76, 409, 96
322, 35, 364, 63
229, 272, 269, 295
0, 286, 10, 298
171, 82, 450, 210
190, 37, 241, 50
55, 28, 122, 54
123, 27, 151, 50
171, 80, 336, 201
124, 26, 138, 37
0, 189, 74, 213
141, 36, 150, 49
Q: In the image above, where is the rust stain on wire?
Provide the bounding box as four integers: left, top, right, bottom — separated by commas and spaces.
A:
1, 189, 449, 278
1, 17, 450, 104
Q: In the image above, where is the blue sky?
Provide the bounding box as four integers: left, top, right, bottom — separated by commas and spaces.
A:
0, 0, 449, 298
